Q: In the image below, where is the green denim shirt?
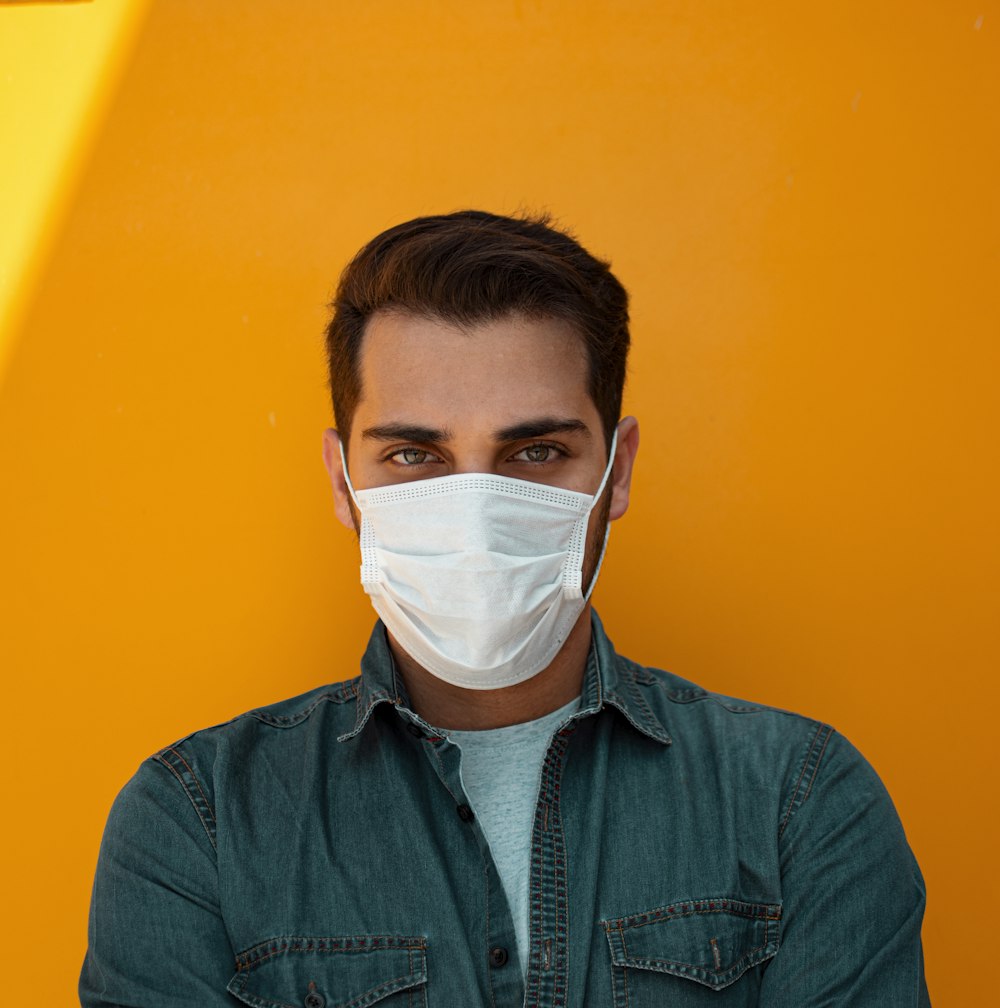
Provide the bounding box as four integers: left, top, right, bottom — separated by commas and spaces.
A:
81, 613, 929, 1007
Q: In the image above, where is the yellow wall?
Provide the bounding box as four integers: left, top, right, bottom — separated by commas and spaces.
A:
0, 0, 148, 377
1, 1, 997, 1001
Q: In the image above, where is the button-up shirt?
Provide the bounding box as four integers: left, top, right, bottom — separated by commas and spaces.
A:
80, 613, 930, 1006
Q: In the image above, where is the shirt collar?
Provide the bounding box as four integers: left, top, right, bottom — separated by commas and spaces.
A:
582, 609, 672, 745
337, 622, 407, 742
338, 611, 671, 746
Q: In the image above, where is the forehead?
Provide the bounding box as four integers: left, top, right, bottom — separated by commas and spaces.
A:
354, 310, 596, 431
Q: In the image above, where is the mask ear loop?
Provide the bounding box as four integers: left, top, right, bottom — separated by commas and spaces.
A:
338, 438, 381, 589
583, 523, 613, 602
338, 437, 362, 509
562, 427, 619, 599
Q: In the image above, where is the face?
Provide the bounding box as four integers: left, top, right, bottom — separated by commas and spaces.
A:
322, 310, 639, 590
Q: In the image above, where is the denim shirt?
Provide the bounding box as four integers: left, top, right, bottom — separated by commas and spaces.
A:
81, 613, 929, 1007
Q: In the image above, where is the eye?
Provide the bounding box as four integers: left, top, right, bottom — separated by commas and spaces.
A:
510, 442, 565, 464
387, 447, 437, 466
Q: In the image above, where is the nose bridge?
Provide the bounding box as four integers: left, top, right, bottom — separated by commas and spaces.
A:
451, 456, 496, 476
445, 428, 498, 476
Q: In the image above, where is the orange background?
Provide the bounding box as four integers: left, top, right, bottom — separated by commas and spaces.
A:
2, 2, 997, 1002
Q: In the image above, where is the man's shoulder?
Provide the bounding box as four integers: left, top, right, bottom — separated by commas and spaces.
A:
617, 653, 835, 758
618, 655, 886, 835
623, 654, 822, 721
163, 676, 361, 746
146, 676, 364, 793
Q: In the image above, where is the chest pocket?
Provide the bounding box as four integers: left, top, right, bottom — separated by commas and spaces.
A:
226, 935, 428, 1008
602, 898, 780, 1006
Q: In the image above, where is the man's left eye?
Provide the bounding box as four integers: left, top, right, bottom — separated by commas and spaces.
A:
514, 443, 560, 463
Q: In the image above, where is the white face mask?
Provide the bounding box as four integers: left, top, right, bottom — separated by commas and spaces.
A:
340, 430, 618, 690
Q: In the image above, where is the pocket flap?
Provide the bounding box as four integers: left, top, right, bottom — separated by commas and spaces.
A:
227, 935, 427, 1008
603, 897, 780, 990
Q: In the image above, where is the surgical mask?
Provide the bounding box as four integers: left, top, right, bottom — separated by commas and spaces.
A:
340, 430, 618, 690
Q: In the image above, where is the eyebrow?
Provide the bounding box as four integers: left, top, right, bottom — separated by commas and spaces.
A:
360, 417, 591, 445
362, 423, 452, 444
493, 417, 592, 442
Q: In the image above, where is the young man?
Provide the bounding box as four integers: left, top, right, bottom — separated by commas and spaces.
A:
81, 211, 930, 1006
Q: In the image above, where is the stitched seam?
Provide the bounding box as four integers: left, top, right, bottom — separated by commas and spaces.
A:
589, 647, 605, 709
779, 724, 826, 837
229, 683, 361, 733
338, 690, 397, 742
625, 659, 654, 685
527, 732, 563, 1006
798, 725, 832, 805
606, 687, 669, 744
626, 671, 667, 740
154, 748, 218, 850
156, 754, 186, 791
620, 924, 630, 1008
660, 680, 816, 719
612, 908, 776, 984
618, 942, 769, 971
525, 751, 545, 1008
235, 936, 426, 970
153, 755, 208, 844
553, 732, 570, 1008
627, 906, 780, 925
603, 901, 782, 985
163, 747, 216, 830
604, 899, 781, 929
526, 761, 544, 1008
251, 691, 340, 726
659, 679, 759, 714
779, 723, 832, 839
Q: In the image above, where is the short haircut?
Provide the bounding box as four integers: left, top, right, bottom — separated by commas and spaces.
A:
325, 210, 630, 449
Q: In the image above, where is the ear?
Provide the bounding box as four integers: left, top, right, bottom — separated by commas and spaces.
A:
608, 416, 639, 522
321, 428, 358, 531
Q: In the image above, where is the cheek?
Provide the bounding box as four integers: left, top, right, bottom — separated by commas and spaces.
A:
582, 486, 613, 584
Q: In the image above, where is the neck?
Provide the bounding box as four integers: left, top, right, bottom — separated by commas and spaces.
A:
389, 606, 593, 731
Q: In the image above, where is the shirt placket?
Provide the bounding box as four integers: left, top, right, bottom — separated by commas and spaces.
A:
524, 720, 576, 1008
410, 717, 526, 1007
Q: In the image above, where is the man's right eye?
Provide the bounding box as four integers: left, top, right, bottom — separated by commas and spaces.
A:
389, 448, 434, 466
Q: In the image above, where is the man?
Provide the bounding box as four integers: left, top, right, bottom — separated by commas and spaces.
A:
81, 211, 929, 1006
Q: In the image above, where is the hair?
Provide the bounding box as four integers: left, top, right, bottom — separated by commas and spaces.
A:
324, 210, 630, 449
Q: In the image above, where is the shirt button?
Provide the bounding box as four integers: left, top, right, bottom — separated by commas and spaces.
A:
304, 993, 324, 1008
406, 722, 424, 738
456, 803, 475, 822
489, 946, 509, 968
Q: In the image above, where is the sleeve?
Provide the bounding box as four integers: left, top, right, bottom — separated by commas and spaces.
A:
79, 754, 237, 1007
759, 726, 931, 1007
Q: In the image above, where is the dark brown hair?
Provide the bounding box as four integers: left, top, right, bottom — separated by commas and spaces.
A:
325, 210, 630, 448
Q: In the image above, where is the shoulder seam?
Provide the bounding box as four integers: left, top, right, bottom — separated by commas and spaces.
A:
778, 722, 834, 839
160, 682, 361, 749
248, 682, 359, 728
649, 673, 819, 721
153, 746, 218, 851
